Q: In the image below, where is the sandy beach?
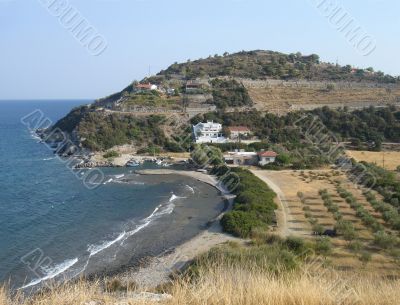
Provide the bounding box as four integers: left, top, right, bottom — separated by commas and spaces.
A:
116, 169, 242, 288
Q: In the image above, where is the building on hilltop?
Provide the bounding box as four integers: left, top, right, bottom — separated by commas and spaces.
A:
192, 121, 227, 144
185, 81, 204, 94
134, 83, 158, 92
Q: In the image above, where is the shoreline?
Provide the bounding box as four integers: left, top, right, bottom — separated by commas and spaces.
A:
13, 166, 239, 291
114, 169, 241, 288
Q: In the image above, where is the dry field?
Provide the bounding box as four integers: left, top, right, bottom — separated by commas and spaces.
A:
252, 169, 400, 274
346, 150, 400, 170
245, 83, 400, 115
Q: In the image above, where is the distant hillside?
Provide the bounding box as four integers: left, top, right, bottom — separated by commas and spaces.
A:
158, 50, 398, 83
47, 49, 400, 153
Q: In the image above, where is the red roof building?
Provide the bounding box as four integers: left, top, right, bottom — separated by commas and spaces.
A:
258, 151, 278, 166
135, 83, 158, 91
258, 151, 278, 158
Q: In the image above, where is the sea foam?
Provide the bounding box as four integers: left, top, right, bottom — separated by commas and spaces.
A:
20, 257, 79, 289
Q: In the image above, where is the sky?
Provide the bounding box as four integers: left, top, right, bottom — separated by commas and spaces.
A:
0, 0, 399, 100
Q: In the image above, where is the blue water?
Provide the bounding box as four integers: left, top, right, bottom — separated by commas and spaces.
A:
0, 100, 223, 290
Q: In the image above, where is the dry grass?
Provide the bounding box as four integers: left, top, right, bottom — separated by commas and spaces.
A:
2, 264, 400, 305
245, 84, 400, 114
346, 150, 400, 171
171, 265, 400, 305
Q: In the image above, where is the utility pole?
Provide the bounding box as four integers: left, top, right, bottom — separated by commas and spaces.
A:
383, 151, 385, 169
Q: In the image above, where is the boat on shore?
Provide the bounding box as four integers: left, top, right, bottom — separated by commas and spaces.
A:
127, 160, 141, 167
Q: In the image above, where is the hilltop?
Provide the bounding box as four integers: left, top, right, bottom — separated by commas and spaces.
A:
157, 50, 398, 83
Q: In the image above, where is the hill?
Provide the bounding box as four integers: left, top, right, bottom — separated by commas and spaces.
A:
45, 50, 400, 154
157, 50, 398, 83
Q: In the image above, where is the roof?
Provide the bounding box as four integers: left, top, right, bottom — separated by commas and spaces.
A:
228, 126, 251, 132
258, 151, 278, 157
226, 151, 257, 157
136, 83, 155, 89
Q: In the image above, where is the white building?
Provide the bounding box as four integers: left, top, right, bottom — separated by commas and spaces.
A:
224, 151, 258, 166
193, 121, 227, 144
258, 151, 278, 166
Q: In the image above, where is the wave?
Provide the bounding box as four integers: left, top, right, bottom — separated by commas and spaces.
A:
124, 194, 179, 240
20, 258, 78, 290
87, 231, 126, 257
78, 192, 181, 276
169, 194, 186, 202
42, 157, 57, 161
185, 185, 195, 194
114, 174, 125, 179
103, 178, 113, 185
30, 131, 41, 142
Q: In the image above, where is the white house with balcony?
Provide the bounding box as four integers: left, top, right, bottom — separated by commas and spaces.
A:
193, 121, 227, 144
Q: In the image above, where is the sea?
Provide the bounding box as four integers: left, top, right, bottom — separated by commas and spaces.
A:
0, 100, 224, 290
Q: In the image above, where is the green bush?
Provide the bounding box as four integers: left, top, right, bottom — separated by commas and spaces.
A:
284, 236, 314, 256
348, 240, 363, 252
221, 211, 263, 238
335, 220, 357, 241
359, 251, 372, 265
312, 224, 325, 235
103, 150, 120, 159
374, 231, 400, 249
219, 168, 277, 238
315, 237, 332, 256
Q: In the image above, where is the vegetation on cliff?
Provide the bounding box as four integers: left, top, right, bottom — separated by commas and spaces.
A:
211, 78, 253, 109
158, 50, 398, 83
77, 112, 168, 151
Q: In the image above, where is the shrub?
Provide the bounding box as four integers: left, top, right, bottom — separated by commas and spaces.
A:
348, 240, 363, 252
221, 211, 263, 238
374, 231, 400, 249
219, 168, 277, 238
359, 251, 372, 265
304, 211, 312, 219
315, 237, 332, 256
103, 150, 120, 159
333, 212, 343, 221
312, 224, 325, 235
335, 220, 357, 241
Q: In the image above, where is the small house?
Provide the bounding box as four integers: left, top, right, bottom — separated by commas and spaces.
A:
135, 83, 158, 92
224, 151, 258, 166
228, 126, 251, 140
258, 151, 278, 166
